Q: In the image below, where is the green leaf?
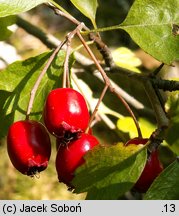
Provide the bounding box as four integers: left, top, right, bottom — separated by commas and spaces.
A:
72, 143, 147, 200
0, 0, 47, 17
0, 16, 16, 40
117, 117, 156, 139
120, 0, 179, 64
0, 51, 73, 139
70, 0, 98, 27
144, 160, 179, 200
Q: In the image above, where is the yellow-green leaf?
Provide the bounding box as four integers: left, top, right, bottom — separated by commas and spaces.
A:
117, 117, 156, 138
112, 47, 141, 73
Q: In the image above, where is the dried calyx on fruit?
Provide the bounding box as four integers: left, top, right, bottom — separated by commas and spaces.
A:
7, 120, 51, 176
43, 88, 90, 139
56, 128, 93, 150
55, 133, 99, 188
125, 137, 163, 193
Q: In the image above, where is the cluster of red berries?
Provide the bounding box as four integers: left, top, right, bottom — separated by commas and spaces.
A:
7, 87, 163, 192
44, 88, 99, 187
7, 88, 99, 187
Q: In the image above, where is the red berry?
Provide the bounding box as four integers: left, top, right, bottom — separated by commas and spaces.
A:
7, 120, 51, 176
125, 138, 163, 193
43, 88, 90, 138
55, 133, 99, 186
134, 150, 163, 192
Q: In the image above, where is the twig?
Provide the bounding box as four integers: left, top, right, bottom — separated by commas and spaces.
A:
89, 33, 115, 68
151, 63, 164, 76
49, 4, 81, 26
47, 4, 115, 68
153, 78, 179, 91
0, 56, 8, 66
144, 80, 169, 129
16, 16, 56, 49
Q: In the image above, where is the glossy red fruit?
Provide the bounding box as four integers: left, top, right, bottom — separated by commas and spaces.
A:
7, 120, 51, 176
43, 88, 90, 138
56, 133, 99, 186
125, 138, 163, 193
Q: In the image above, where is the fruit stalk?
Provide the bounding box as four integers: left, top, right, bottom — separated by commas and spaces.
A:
86, 84, 109, 132
26, 39, 67, 119
62, 23, 84, 88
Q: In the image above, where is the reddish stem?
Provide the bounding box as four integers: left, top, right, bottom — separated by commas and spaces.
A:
63, 24, 84, 88
86, 84, 109, 133
26, 40, 67, 119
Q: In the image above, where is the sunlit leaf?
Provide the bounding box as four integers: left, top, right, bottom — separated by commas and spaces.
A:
0, 16, 16, 40
70, 0, 98, 27
112, 47, 141, 73
117, 117, 156, 139
145, 160, 179, 199
72, 143, 147, 199
120, 0, 179, 64
0, 0, 47, 17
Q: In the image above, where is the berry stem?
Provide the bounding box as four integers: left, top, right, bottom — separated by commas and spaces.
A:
62, 39, 70, 88
26, 40, 66, 119
71, 72, 118, 130
76, 31, 142, 138
62, 23, 84, 88
86, 84, 109, 133
48, 5, 115, 68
